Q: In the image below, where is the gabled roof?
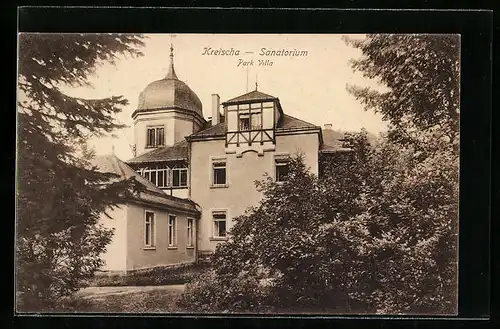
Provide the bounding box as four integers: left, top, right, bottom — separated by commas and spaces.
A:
126, 140, 189, 165
223, 90, 277, 104
320, 129, 349, 153
319, 130, 380, 153
188, 122, 226, 139
277, 114, 319, 131
91, 154, 200, 215
186, 114, 321, 141
92, 154, 165, 194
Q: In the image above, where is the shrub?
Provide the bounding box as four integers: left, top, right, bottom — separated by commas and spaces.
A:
180, 146, 458, 314
177, 269, 271, 313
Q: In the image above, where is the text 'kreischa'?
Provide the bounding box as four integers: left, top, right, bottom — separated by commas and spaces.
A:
202, 47, 309, 57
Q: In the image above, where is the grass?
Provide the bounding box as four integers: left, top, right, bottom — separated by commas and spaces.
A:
80, 289, 186, 313
86, 262, 211, 287
42, 287, 187, 313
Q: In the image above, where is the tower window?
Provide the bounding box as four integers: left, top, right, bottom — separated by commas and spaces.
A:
146, 126, 165, 148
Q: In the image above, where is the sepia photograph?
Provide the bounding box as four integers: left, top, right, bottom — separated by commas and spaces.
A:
16, 32, 460, 315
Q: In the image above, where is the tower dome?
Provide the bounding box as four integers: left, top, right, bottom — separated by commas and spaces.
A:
134, 45, 203, 118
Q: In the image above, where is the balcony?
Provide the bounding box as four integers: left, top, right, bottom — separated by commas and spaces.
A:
225, 128, 276, 157
225, 128, 275, 147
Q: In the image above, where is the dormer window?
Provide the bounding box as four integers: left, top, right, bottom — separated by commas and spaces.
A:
239, 114, 250, 131
238, 104, 263, 131
223, 92, 279, 153
146, 126, 165, 148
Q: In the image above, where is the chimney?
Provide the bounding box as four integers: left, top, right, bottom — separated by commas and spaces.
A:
211, 94, 220, 126
324, 124, 333, 130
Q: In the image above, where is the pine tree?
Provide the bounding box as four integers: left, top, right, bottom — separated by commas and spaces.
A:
16, 33, 145, 311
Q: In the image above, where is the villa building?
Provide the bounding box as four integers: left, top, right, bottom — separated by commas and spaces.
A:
98, 46, 346, 272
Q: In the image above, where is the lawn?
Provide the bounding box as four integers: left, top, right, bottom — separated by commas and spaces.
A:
52, 285, 188, 313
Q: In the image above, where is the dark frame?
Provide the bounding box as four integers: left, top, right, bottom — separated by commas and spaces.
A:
14, 6, 493, 328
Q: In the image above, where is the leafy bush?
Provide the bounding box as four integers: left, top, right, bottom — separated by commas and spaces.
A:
178, 269, 271, 313
180, 139, 458, 314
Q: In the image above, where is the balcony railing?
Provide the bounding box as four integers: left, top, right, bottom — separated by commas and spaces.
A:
225, 128, 275, 147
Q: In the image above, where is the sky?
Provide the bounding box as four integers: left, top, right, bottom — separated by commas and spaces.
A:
63, 34, 388, 160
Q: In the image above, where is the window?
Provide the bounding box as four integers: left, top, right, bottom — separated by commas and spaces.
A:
146, 126, 165, 148
251, 110, 262, 129
142, 166, 169, 187
238, 106, 262, 131
187, 218, 194, 247
275, 159, 290, 182
140, 164, 188, 188
212, 211, 227, 238
172, 165, 188, 187
145, 211, 155, 247
168, 215, 176, 247
212, 161, 227, 186
239, 114, 250, 131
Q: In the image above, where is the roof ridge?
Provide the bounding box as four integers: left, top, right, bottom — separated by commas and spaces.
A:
172, 139, 188, 147
111, 155, 128, 178
224, 90, 276, 103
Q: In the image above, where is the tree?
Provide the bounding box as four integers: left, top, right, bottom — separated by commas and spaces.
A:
16, 33, 145, 310
179, 154, 375, 314
341, 34, 459, 313
344, 34, 459, 152
180, 34, 459, 315
180, 134, 457, 314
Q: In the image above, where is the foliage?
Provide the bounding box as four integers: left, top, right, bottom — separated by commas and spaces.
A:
16, 33, 145, 311
344, 34, 459, 147
180, 156, 365, 314
342, 34, 459, 313
180, 34, 458, 315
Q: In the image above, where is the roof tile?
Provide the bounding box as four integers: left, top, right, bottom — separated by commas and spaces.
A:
223, 90, 276, 104
126, 140, 189, 164
91, 154, 199, 213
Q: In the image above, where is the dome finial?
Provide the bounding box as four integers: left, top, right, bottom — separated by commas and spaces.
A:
166, 42, 178, 80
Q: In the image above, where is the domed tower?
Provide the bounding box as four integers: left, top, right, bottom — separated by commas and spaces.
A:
131, 44, 206, 156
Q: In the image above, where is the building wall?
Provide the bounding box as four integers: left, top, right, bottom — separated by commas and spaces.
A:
99, 205, 128, 272
125, 203, 196, 271
275, 131, 320, 175
161, 187, 189, 199
133, 110, 202, 156
190, 130, 320, 252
